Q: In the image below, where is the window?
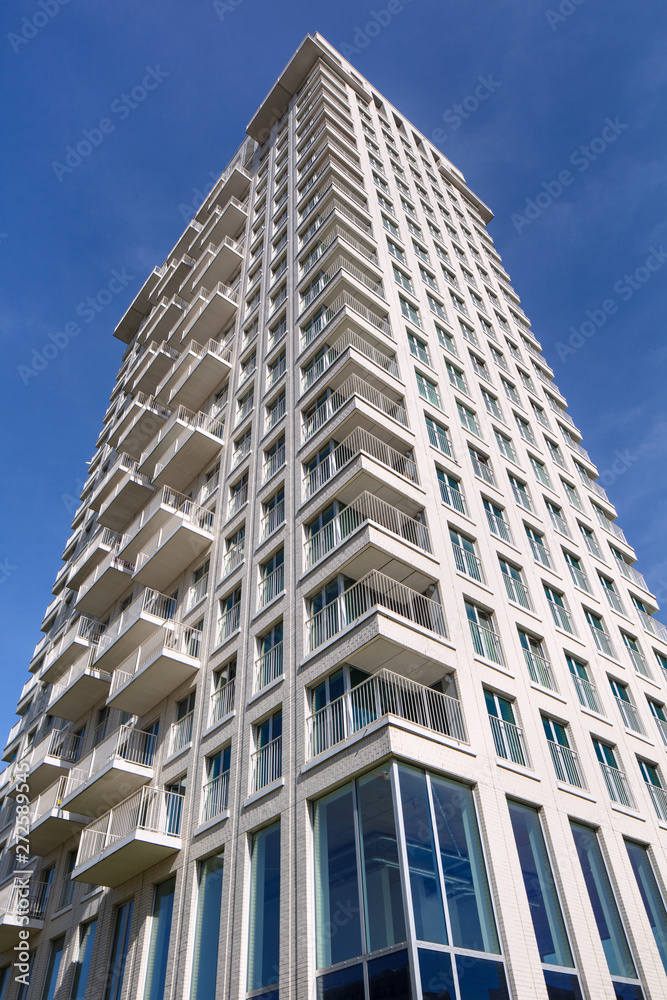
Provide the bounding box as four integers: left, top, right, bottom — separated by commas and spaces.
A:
525, 525, 551, 567
267, 349, 286, 387
626, 840, 667, 975
501, 376, 519, 402
40, 935, 65, 1000
500, 559, 530, 609
546, 500, 571, 538
70, 921, 97, 1000
425, 415, 452, 455
567, 655, 603, 714
564, 551, 590, 591
248, 823, 281, 992
386, 237, 406, 263
266, 390, 285, 431
264, 434, 286, 481
469, 446, 495, 485
484, 498, 512, 543
58, 850, 77, 908
544, 586, 574, 634
508, 474, 533, 511
104, 900, 133, 1000
257, 623, 283, 690
229, 473, 248, 515
450, 291, 468, 316
377, 192, 395, 215
144, 877, 176, 1000
232, 427, 252, 466
254, 709, 283, 789
420, 265, 437, 290
413, 241, 429, 263
445, 359, 468, 393
609, 678, 644, 733
585, 610, 615, 657
515, 414, 535, 445
592, 739, 633, 807
486, 692, 527, 764
579, 524, 602, 559
224, 526, 245, 575
450, 528, 483, 582
203, 746, 231, 821
481, 388, 503, 419
436, 469, 466, 513
622, 632, 649, 676
260, 548, 285, 605
519, 630, 555, 688
529, 455, 553, 488
190, 854, 225, 1000
494, 429, 516, 462
466, 602, 504, 664
543, 717, 583, 787
469, 352, 492, 383
408, 331, 430, 365
211, 659, 236, 724
381, 213, 399, 237
649, 699, 667, 746
570, 823, 641, 987
262, 488, 285, 539
217, 588, 241, 644
416, 371, 441, 408
399, 295, 421, 327
457, 401, 480, 436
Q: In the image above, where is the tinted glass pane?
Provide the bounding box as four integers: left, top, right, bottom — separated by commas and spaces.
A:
104, 900, 133, 1000
70, 920, 97, 1000
190, 854, 224, 1000
612, 984, 644, 1000
626, 840, 667, 974
248, 822, 281, 991
368, 949, 411, 1000
398, 766, 447, 944
570, 823, 637, 979
454, 956, 509, 1000
430, 776, 499, 953
41, 935, 65, 1000
544, 970, 584, 1000
144, 877, 176, 1000
419, 949, 455, 1000
358, 766, 406, 952
508, 800, 573, 966
317, 963, 365, 1000
313, 784, 363, 968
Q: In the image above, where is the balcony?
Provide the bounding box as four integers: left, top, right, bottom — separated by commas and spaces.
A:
636, 608, 667, 644
304, 427, 418, 500
75, 544, 135, 615
300, 254, 384, 317
302, 374, 407, 444
111, 394, 172, 457
93, 588, 176, 670
26, 775, 89, 856
60, 724, 157, 816
210, 679, 235, 726
107, 625, 201, 716
133, 500, 214, 590
73, 785, 183, 887
308, 668, 467, 758
196, 196, 248, 248
599, 762, 634, 808
305, 492, 432, 574
154, 338, 233, 411
300, 224, 378, 282
176, 281, 239, 349
41, 615, 103, 683
10, 729, 83, 799
152, 254, 195, 303
130, 338, 182, 396
97, 468, 155, 533
548, 741, 585, 788
138, 405, 224, 491
188, 237, 244, 296
0, 874, 52, 949
89, 452, 146, 512
48, 651, 111, 721
252, 736, 282, 792
300, 291, 390, 351
68, 527, 121, 589
301, 327, 398, 395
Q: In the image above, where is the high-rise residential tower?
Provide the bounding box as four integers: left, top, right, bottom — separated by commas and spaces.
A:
2, 32, 667, 1000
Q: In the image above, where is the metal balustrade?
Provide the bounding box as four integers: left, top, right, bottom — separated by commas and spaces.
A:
267, 395, 286, 430
305, 491, 431, 567
252, 736, 282, 791
485, 510, 513, 544
637, 608, 667, 643
95, 588, 176, 659
261, 499, 285, 539
301, 291, 390, 348
469, 620, 504, 665
263, 444, 286, 483
469, 453, 496, 486
170, 711, 194, 755
502, 574, 531, 610
528, 536, 552, 568
451, 542, 484, 583
186, 574, 208, 611
217, 603, 241, 645
300, 225, 378, 279
307, 569, 446, 651
599, 763, 634, 808
210, 680, 235, 725
302, 328, 398, 392
76, 786, 184, 868
523, 649, 556, 690
224, 540, 245, 576
567, 563, 590, 592
65, 724, 158, 798
588, 623, 615, 659
646, 782, 667, 821
307, 668, 467, 757
547, 600, 575, 635
256, 643, 283, 691
302, 374, 407, 441
44, 615, 104, 669
301, 255, 384, 313
228, 483, 248, 517
260, 564, 285, 606
304, 428, 418, 498
109, 624, 201, 699
614, 697, 645, 734
548, 741, 585, 788
0, 872, 53, 920
572, 674, 604, 714
202, 770, 230, 822
654, 716, 667, 747
489, 716, 528, 766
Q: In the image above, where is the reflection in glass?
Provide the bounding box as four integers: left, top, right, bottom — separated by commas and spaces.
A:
144, 876, 176, 1000
313, 784, 362, 967
104, 900, 133, 1000
625, 840, 667, 974
453, 955, 509, 1000
543, 969, 584, 999
367, 949, 411, 1000
190, 854, 224, 1000
398, 765, 447, 944
317, 963, 365, 1000
248, 822, 281, 992
358, 766, 406, 952
419, 948, 455, 1000
70, 920, 97, 1000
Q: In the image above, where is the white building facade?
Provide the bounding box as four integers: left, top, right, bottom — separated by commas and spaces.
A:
1, 32, 667, 1000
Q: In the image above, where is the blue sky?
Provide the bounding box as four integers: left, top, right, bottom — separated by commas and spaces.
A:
1, 0, 666, 744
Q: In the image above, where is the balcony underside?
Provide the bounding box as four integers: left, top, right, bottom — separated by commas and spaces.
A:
75, 562, 134, 617
107, 648, 200, 716
11, 758, 72, 800
300, 456, 424, 523
72, 830, 181, 887
178, 290, 238, 350
97, 475, 155, 531
42, 636, 96, 684
197, 196, 247, 243
156, 351, 231, 412
151, 432, 222, 492
153, 257, 194, 303
68, 539, 114, 590
307, 529, 437, 594
189, 242, 243, 297
116, 409, 170, 460
93, 614, 173, 671
0, 916, 43, 952
62, 760, 153, 817
48, 667, 111, 722
29, 807, 89, 856
89, 462, 138, 513
133, 522, 212, 590
131, 346, 179, 396
196, 167, 250, 224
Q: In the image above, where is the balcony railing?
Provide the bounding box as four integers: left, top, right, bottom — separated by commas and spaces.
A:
452, 542, 484, 583
305, 491, 431, 568
304, 427, 418, 498
485, 510, 513, 544
653, 716, 667, 747
626, 644, 651, 678
202, 770, 230, 822
469, 453, 495, 486
588, 623, 615, 659
469, 620, 504, 665
186, 574, 208, 611
646, 782, 667, 822
217, 603, 241, 645
636, 608, 667, 643
308, 668, 467, 758
300, 225, 378, 279
252, 736, 282, 791
301, 291, 390, 349
267, 395, 286, 431
571, 674, 604, 715
614, 697, 645, 734
76, 786, 184, 868
300, 255, 384, 312
303, 374, 407, 442
44, 615, 104, 670
224, 540, 245, 576
261, 500, 285, 540
548, 741, 585, 788
599, 763, 634, 808
502, 574, 531, 610
259, 564, 285, 606
210, 680, 235, 725
170, 710, 194, 755
523, 648, 556, 690
307, 570, 446, 651
256, 643, 283, 691
0, 873, 53, 921
547, 600, 575, 635
94, 588, 176, 660
528, 537, 552, 569
228, 483, 248, 517
302, 328, 398, 393
109, 624, 201, 699
489, 716, 528, 767
263, 444, 286, 483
